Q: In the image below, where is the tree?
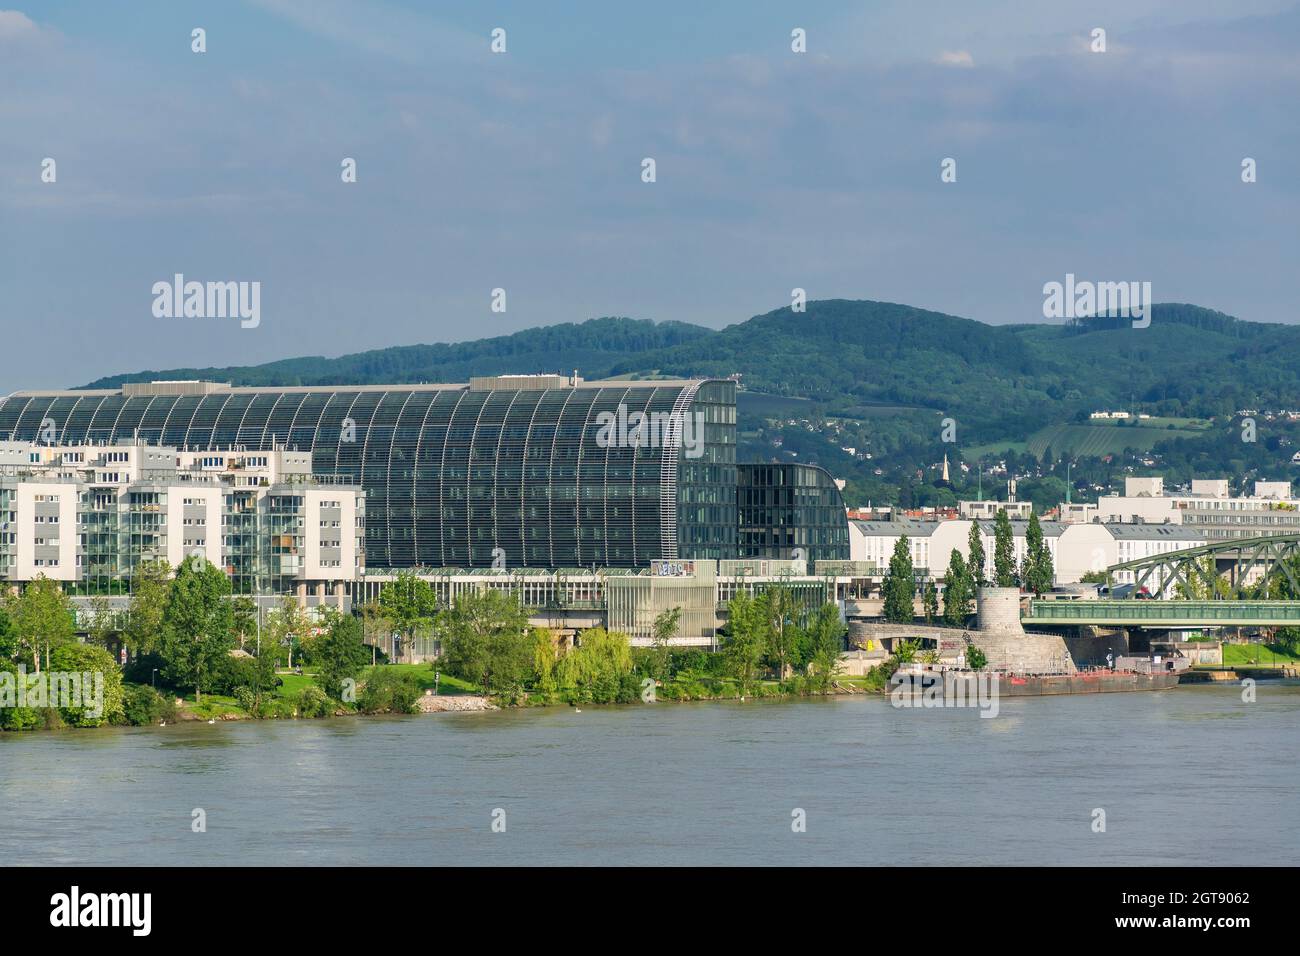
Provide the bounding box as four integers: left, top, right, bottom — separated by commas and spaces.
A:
6, 575, 75, 673
967, 645, 988, 671
358, 600, 392, 665
358, 668, 421, 714
1175, 555, 1232, 600
805, 602, 846, 693
378, 570, 439, 659
0, 659, 42, 729
124, 560, 172, 659
760, 586, 801, 680
992, 510, 1018, 588
943, 550, 974, 625
230, 596, 258, 650
1023, 513, 1055, 596
437, 588, 533, 697
556, 627, 635, 703
49, 642, 125, 727
265, 596, 314, 669
967, 522, 987, 588
891, 638, 920, 664
248, 624, 280, 713
922, 581, 939, 624
882, 536, 915, 623
313, 614, 369, 701
647, 606, 681, 681
532, 628, 558, 695
0, 606, 16, 660
84, 596, 119, 653
159, 556, 235, 702
722, 590, 767, 694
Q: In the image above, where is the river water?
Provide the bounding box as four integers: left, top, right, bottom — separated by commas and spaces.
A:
2, 684, 1297, 866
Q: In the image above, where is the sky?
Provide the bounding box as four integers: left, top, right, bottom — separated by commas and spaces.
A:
1, 0, 1297, 390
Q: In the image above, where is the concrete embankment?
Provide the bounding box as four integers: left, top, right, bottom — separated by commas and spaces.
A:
415, 693, 497, 713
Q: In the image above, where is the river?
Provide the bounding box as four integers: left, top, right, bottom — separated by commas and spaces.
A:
2, 684, 1297, 865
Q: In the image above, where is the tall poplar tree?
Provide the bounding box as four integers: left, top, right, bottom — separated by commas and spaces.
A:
992, 510, 1017, 588
967, 521, 987, 588
1023, 513, 1055, 596
883, 536, 916, 623
943, 550, 974, 625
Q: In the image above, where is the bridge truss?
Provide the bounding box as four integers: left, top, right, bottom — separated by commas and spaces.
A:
1107, 532, 1300, 599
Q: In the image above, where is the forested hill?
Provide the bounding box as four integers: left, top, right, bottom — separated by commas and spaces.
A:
80, 300, 1300, 438
80, 317, 712, 390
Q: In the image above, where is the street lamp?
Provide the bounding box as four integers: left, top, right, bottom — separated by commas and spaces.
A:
151, 668, 158, 689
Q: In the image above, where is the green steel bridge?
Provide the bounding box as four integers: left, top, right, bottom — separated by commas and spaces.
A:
1024, 599, 1300, 627
1025, 532, 1300, 627
1107, 531, 1300, 598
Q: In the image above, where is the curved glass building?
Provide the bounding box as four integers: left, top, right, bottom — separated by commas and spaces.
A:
737, 462, 850, 563
0, 376, 738, 569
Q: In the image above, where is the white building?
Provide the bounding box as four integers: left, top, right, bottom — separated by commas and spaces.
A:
849, 516, 1204, 596
850, 518, 1064, 581
1058, 502, 1099, 524
958, 499, 1034, 520
1097, 476, 1300, 541
0, 440, 364, 598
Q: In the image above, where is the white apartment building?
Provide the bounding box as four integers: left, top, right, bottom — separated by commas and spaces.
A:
957, 499, 1034, 520
849, 517, 1205, 596
850, 518, 1064, 581
1058, 502, 1099, 524
1097, 476, 1300, 541
0, 440, 364, 596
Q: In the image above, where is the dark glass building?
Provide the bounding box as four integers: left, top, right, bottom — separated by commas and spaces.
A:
737, 462, 850, 563
0, 376, 739, 569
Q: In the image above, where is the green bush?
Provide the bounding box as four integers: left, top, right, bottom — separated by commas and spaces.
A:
0, 659, 42, 730
233, 686, 256, 714
122, 652, 168, 688
297, 684, 333, 718
358, 669, 421, 714
49, 643, 125, 727
210, 655, 260, 696
121, 684, 177, 726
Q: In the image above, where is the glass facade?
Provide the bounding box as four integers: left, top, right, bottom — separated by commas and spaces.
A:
736, 462, 850, 564
0, 380, 738, 569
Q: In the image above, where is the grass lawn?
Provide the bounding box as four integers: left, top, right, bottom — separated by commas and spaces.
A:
1222, 643, 1300, 668
361, 662, 479, 695
274, 672, 317, 698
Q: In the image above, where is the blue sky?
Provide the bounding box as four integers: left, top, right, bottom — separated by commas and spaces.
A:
2, 1, 1297, 389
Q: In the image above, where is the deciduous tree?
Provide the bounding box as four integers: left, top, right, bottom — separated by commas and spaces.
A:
159, 556, 234, 702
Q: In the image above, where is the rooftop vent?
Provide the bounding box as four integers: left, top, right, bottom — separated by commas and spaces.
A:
468, 373, 579, 392
121, 380, 231, 397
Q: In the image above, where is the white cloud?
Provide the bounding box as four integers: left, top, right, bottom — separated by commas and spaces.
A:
0, 9, 36, 39
247, 0, 479, 64
936, 50, 975, 67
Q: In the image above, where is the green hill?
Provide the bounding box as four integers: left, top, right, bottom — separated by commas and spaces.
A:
76, 300, 1300, 499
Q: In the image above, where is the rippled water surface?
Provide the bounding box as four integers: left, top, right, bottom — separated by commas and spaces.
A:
2, 684, 1296, 865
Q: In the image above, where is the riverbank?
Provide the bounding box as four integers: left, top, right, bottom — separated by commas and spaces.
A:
5, 685, 1295, 867
0, 660, 877, 733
